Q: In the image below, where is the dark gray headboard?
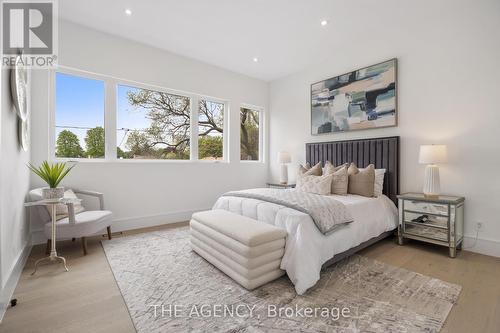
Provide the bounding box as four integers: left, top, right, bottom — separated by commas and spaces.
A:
306, 136, 400, 205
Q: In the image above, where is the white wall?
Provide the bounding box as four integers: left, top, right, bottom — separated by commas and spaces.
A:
30, 21, 269, 241
0, 67, 32, 318
269, 0, 500, 256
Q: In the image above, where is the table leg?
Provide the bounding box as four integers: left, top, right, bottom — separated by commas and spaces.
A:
31, 203, 69, 275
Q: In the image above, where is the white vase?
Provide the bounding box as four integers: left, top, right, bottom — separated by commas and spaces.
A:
42, 187, 64, 200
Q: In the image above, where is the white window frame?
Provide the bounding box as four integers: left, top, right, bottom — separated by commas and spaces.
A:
239, 103, 265, 163
49, 66, 229, 163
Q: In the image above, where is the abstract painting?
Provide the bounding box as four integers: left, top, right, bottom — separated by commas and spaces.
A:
311, 59, 397, 134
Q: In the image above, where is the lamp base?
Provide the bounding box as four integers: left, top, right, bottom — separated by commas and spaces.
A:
423, 164, 440, 196
279, 164, 288, 184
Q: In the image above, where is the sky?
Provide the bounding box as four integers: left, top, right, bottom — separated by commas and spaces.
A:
56, 73, 151, 151
55, 73, 224, 153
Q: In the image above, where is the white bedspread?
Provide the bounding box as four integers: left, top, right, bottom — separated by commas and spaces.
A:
213, 191, 398, 294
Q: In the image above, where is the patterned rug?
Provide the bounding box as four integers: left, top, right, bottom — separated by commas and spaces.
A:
102, 227, 461, 333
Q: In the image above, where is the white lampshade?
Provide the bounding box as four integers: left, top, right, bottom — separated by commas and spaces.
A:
277, 151, 291, 164
419, 145, 447, 164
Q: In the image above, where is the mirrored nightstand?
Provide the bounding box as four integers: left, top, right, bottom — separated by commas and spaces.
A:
397, 193, 465, 258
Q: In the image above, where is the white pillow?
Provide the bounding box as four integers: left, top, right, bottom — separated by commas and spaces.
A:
374, 169, 386, 197
56, 189, 85, 218
296, 173, 333, 195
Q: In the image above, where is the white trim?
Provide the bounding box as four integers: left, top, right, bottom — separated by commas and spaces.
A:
30, 208, 210, 245
190, 95, 199, 160
463, 235, 500, 258
0, 241, 32, 323
104, 79, 117, 160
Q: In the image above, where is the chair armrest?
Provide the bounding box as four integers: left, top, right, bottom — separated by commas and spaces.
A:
72, 189, 105, 210
65, 202, 76, 224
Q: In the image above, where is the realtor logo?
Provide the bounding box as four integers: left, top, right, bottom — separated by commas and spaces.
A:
2, 0, 58, 67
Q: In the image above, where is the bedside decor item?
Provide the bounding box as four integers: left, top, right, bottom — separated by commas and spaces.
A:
419, 145, 447, 197
397, 193, 464, 258
28, 161, 75, 199
277, 151, 291, 184
311, 58, 397, 134
10, 54, 29, 121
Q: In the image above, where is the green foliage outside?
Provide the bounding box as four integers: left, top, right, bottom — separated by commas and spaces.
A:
199, 136, 223, 160
56, 130, 85, 158
240, 108, 259, 160
85, 126, 105, 158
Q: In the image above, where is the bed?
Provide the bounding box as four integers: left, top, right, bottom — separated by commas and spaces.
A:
213, 136, 400, 294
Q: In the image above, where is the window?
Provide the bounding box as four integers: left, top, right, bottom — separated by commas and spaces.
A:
55, 72, 105, 158
240, 107, 261, 161
117, 85, 191, 160
52, 68, 232, 162
198, 99, 224, 160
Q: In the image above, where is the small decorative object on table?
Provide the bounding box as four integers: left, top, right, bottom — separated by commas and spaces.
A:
397, 193, 464, 258
277, 151, 291, 184
26, 161, 76, 274
419, 145, 447, 197
266, 182, 296, 189
28, 161, 75, 200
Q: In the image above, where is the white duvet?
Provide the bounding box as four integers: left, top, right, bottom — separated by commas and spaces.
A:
213, 191, 398, 294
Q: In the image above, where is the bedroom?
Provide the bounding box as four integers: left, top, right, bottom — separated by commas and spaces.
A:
0, 0, 499, 332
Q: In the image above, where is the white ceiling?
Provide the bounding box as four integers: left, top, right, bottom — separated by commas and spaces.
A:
58, 0, 435, 81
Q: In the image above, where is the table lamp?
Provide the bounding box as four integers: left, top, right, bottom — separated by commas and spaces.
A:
419, 145, 447, 197
278, 151, 291, 184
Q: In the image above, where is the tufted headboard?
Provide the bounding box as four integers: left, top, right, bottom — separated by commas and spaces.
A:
306, 136, 400, 205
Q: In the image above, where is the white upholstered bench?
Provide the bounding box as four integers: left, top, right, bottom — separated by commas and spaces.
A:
190, 209, 287, 290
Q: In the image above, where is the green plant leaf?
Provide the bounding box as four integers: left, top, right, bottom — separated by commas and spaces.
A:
27, 161, 75, 188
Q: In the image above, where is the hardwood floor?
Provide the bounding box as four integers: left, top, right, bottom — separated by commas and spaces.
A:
1, 223, 499, 333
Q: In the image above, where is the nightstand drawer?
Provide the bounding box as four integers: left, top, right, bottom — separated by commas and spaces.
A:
404, 224, 448, 242
404, 200, 448, 216
404, 211, 448, 229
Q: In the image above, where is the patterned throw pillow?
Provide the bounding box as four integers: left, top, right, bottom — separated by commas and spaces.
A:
298, 162, 322, 176
347, 163, 375, 197
323, 161, 349, 195
296, 173, 334, 195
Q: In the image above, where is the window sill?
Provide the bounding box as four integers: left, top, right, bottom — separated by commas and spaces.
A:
51, 157, 229, 164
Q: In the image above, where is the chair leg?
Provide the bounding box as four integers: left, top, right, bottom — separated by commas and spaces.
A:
107, 226, 112, 240
45, 239, 51, 255
81, 237, 88, 256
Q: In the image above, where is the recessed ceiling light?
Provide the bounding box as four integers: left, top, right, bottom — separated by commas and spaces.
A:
125, 9, 132, 16
320, 20, 328, 26
253, 57, 259, 62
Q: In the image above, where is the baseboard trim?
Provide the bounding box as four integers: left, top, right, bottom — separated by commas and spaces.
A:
0, 241, 32, 323
463, 235, 500, 258
31, 208, 210, 245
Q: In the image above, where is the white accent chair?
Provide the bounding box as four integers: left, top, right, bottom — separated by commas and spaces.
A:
29, 188, 113, 255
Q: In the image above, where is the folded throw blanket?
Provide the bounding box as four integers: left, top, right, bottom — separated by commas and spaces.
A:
222, 188, 353, 234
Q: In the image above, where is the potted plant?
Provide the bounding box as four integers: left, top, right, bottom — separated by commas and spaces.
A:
28, 161, 75, 200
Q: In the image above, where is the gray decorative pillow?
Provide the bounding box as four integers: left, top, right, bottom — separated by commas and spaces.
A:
348, 163, 375, 197
298, 162, 322, 176
323, 161, 348, 195
296, 173, 333, 195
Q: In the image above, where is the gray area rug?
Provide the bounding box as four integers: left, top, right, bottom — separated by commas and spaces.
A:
102, 227, 461, 333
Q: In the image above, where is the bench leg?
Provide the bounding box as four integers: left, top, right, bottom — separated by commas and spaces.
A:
107, 226, 112, 240
81, 237, 88, 256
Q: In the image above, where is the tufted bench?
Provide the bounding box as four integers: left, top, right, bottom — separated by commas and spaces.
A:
190, 209, 287, 290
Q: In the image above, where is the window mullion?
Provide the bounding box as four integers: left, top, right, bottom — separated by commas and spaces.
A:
104, 80, 117, 160
190, 95, 199, 161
